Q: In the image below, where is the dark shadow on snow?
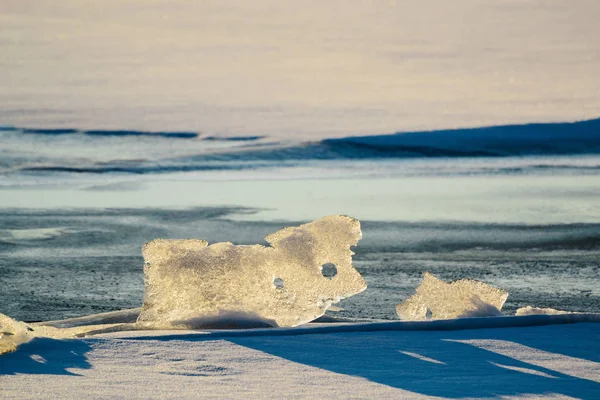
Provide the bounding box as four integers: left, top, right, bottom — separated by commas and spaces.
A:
0, 338, 93, 376
224, 323, 600, 398
1, 322, 599, 398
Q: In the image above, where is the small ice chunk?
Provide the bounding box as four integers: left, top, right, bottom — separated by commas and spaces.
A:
396, 272, 508, 320
37, 308, 142, 328
1, 312, 137, 354
0, 313, 34, 354
137, 215, 366, 328
515, 306, 575, 316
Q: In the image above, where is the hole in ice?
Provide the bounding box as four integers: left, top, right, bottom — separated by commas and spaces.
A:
321, 263, 337, 279
273, 277, 284, 289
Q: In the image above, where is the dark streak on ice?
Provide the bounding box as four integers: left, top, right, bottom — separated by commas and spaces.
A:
84, 130, 199, 139
22, 128, 78, 135
203, 136, 266, 141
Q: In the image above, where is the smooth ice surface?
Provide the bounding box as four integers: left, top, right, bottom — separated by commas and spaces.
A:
136, 216, 366, 328
396, 272, 508, 320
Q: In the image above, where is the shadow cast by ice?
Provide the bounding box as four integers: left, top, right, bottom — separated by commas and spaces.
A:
0, 337, 92, 376
2, 321, 599, 399
224, 323, 600, 398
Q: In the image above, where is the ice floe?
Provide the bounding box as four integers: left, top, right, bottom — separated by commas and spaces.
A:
137, 215, 366, 328
396, 272, 508, 320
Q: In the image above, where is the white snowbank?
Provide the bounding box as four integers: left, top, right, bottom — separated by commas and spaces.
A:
111, 313, 600, 341
1, 318, 599, 399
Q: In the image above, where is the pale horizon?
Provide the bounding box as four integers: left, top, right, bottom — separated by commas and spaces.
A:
2, 0, 599, 138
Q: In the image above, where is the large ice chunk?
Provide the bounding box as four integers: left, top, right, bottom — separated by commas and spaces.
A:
137, 215, 366, 328
396, 272, 508, 320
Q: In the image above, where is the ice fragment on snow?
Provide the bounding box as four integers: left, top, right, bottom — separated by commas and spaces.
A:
515, 306, 575, 316
1, 312, 135, 354
137, 215, 366, 328
396, 272, 508, 320
37, 308, 142, 328
0, 313, 32, 354
0, 314, 70, 354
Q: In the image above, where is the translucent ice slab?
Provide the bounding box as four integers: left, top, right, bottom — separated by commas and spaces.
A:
396, 272, 508, 320
137, 215, 366, 328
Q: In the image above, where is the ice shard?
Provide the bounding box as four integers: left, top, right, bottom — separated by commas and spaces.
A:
0, 313, 80, 354
136, 215, 366, 328
515, 306, 574, 316
0, 313, 33, 354
0, 312, 132, 354
396, 272, 508, 320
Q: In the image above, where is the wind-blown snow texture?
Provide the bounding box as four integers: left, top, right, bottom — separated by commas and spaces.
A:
1, 320, 600, 399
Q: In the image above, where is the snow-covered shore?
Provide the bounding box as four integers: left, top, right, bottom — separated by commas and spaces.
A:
2, 317, 599, 399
